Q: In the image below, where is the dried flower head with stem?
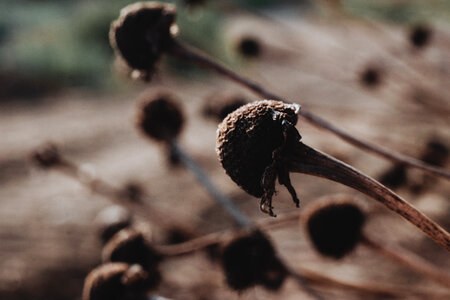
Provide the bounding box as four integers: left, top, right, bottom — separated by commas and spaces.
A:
302, 196, 450, 287
110, 1, 450, 181
216, 100, 450, 251
82, 263, 154, 300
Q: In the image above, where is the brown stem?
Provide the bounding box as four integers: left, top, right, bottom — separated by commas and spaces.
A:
168, 40, 450, 180
361, 235, 450, 287
287, 142, 450, 251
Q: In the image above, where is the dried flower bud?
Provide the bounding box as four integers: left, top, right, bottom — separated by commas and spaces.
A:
95, 205, 133, 244
303, 200, 365, 259
31, 144, 62, 168
216, 100, 299, 198
221, 231, 287, 291
409, 24, 432, 49
237, 36, 261, 58
82, 263, 152, 300
137, 92, 184, 142
102, 228, 162, 289
110, 2, 177, 77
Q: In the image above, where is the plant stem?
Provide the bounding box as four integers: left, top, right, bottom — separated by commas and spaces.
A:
286, 141, 450, 251
361, 235, 450, 287
169, 140, 252, 228
169, 40, 450, 180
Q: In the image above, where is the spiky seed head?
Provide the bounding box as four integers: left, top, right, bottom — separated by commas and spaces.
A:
409, 24, 432, 49
95, 205, 133, 244
216, 100, 299, 197
31, 144, 62, 168
82, 263, 151, 300
137, 92, 184, 141
221, 231, 287, 291
102, 228, 162, 289
110, 2, 177, 78
303, 199, 365, 259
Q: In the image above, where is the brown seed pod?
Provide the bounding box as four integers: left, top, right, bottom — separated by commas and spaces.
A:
82, 263, 152, 300
221, 230, 287, 291
409, 24, 433, 49
137, 91, 184, 142
216, 100, 300, 214
237, 36, 262, 58
102, 228, 163, 289
31, 143, 63, 169
110, 2, 177, 78
303, 199, 365, 259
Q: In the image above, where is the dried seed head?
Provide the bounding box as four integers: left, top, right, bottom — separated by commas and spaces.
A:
216, 100, 299, 198
221, 231, 287, 291
409, 24, 432, 49
31, 144, 62, 169
202, 96, 247, 121
303, 199, 365, 259
102, 228, 162, 289
360, 66, 382, 88
110, 2, 177, 78
421, 140, 448, 167
237, 36, 261, 58
137, 92, 184, 142
378, 164, 407, 190
96, 205, 133, 244
82, 263, 152, 300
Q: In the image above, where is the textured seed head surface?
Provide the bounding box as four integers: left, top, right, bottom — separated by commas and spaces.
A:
216, 100, 299, 197
110, 2, 177, 75
82, 263, 149, 300
304, 200, 365, 259
137, 92, 184, 141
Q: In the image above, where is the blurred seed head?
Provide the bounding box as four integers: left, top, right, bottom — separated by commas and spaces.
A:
137, 91, 184, 142
221, 231, 287, 291
96, 205, 133, 244
303, 199, 365, 259
237, 36, 262, 58
110, 2, 177, 79
102, 227, 162, 289
82, 263, 152, 300
120, 182, 145, 203
202, 95, 247, 121
421, 139, 448, 167
409, 24, 433, 49
360, 66, 382, 88
216, 100, 299, 197
31, 143, 62, 169
378, 164, 407, 190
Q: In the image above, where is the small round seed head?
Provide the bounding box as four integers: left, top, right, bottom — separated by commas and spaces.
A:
95, 205, 133, 244
110, 2, 177, 78
137, 92, 184, 141
409, 24, 432, 49
360, 67, 382, 88
102, 228, 162, 288
237, 36, 261, 58
421, 140, 448, 167
31, 144, 62, 169
221, 231, 287, 291
216, 100, 299, 197
82, 263, 151, 300
303, 199, 365, 259
378, 164, 407, 190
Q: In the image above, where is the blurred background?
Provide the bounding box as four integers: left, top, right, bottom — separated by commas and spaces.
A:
1, 0, 449, 299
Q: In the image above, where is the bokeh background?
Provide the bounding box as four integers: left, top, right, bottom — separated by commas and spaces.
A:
1, 0, 449, 299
